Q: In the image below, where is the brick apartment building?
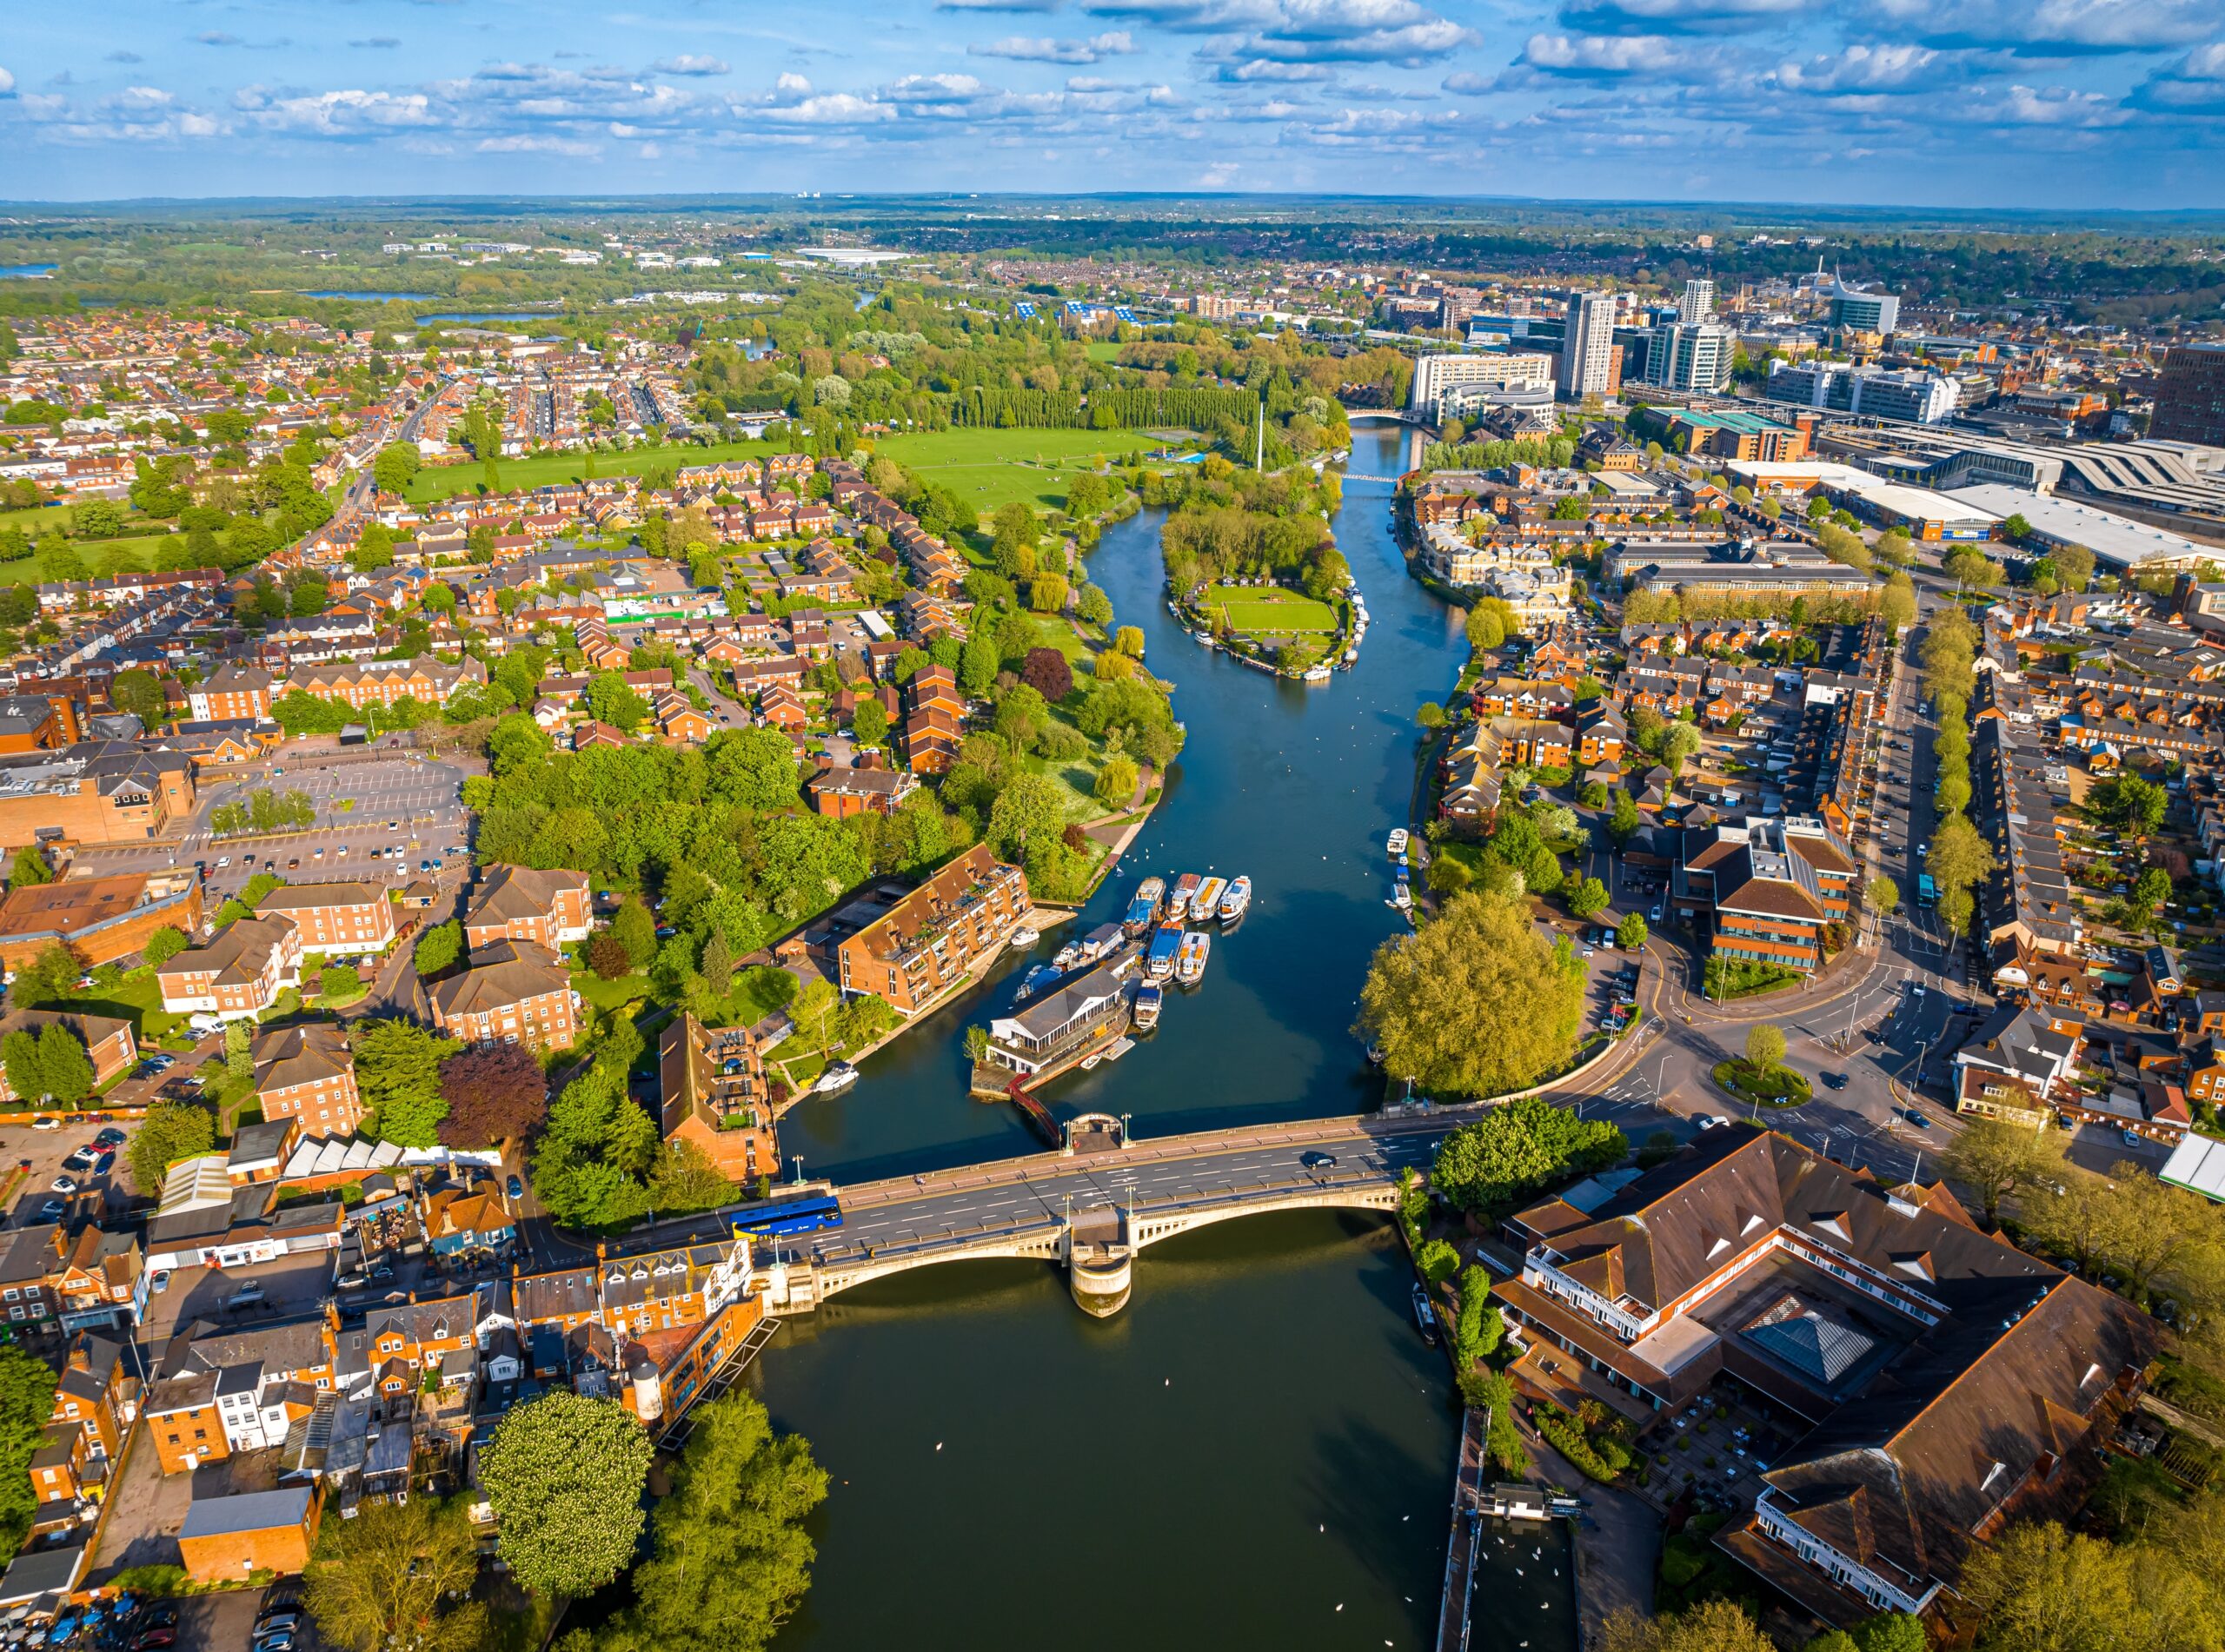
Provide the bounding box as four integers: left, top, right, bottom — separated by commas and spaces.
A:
835, 845, 1029, 1015
156, 914, 303, 1021
1671, 815, 1857, 976
255, 880, 395, 957
463, 866, 594, 951
251, 1023, 361, 1137
186, 666, 276, 722
429, 939, 581, 1051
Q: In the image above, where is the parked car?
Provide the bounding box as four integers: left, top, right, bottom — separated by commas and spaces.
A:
60, 1151, 93, 1174
37, 1198, 65, 1221
50, 1176, 77, 1195
94, 1127, 125, 1148
29, 1117, 59, 1131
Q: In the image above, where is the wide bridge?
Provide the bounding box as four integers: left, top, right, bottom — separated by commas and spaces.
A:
758, 1110, 1454, 1317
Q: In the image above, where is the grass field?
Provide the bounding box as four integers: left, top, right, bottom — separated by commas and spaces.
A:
406, 427, 1165, 518
1200, 584, 1338, 636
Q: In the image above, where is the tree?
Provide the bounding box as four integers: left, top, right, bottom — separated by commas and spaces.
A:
1020, 647, 1073, 703
1601, 1600, 1775, 1652
1358, 892, 1588, 1098
706, 726, 800, 810
581, 1393, 827, 1652
2105, 774, 2169, 839
1745, 1023, 1786, 1078
588, 671, 649, 734
480, 1390, 652, 1599
1941, 1117, 2065, 1229
1568, 876, 1608, 919
130, 1100, 215, 1194
143, 925, 188, 968
987, 773, 1067, 862
1607, 790, 1643, 846
1465, 604, 1505, 653
1075, 583, 1113, 627
436, 1043, 548, 1148
588, 933, 634, 979
1927, 813, 1998, 937
2129, 865, 2174, 930
1865, 876, 1900, 916
612, 899, 658, 970
957, 635, 1000, 697
109, 667, 166, 726
224, 1018, 253, 1086
355, 1018, 463, 1147
372, 442, 422, 497
0, 1346, 58, 1554
413, 919, 462, 978
1660, 721, 1701, 779
9, 941, 83, 1009
1431, 1095, 1625, 1216
1093, 755, 1139, 808
1114, 625, 1146, 659
0, 1031, 40, 1104
1616, 912, 1647, 949
849, 696, 889, 748
306, 1496, 484, 1652
36, 1024, 92, 1106
1957, 1522, 2147, 1652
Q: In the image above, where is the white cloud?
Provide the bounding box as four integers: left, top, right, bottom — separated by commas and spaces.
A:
775, 71, 813, 94
0, 67, 14, 96
1775, 43, 1944, 92
652, 54, 731, 76
2133, 40, 2225, 110
1863, 0, 2216, 53
971, 30, 1135, 62
236, 87, 437, 134
477, 135, 602, 155
1214, 58, 1337, 80
763, 91, 897, 123
1517, 32, 1698, 74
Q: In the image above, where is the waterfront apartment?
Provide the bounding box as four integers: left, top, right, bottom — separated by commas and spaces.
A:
1491, 1124, 2157, 1627
835, 844, 1029, 1015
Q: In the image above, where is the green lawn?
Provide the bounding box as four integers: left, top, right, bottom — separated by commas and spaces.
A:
873, 429, 1160, 518
1200, 584, 1338, 636
70, 967, 190, 1048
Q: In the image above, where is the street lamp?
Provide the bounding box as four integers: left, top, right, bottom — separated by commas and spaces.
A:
790, 1155, 804, 1185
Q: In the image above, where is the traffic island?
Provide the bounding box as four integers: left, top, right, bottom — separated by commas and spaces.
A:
1710, 1059, 1812, 1110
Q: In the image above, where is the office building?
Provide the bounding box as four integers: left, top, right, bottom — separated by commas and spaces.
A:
1558, 291, 1617, 401
1646, 323, 1737, 394
1766, 361, 1958, 425
1825, 278, 1901, 335
1677, 279, 1715, 325
2152, 342, 2225, 448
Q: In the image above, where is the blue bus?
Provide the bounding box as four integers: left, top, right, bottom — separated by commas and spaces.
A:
731, 1192, 843, 1240
1916, 873, 1937, 909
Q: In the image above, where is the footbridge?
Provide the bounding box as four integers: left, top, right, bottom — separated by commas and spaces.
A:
756, 1110, 1440, 1317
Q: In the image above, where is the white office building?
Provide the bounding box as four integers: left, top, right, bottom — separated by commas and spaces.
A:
1644, 322, 1737, 393
1558, 291, 1617, 401
1767, 360, 1958, 424
1408, 352, 1558, 420
1677, 279, 1715, 325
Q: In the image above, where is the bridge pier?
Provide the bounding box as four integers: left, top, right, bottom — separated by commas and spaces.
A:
1068, 1247, 1133, 1317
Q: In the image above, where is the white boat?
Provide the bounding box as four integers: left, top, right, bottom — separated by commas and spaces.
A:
1302, 666, 1332, 683
1175, 930, 1211, 985
1132, 984, 1163, 1030
1392, 879, 1412, 912
1386, 828, 1409, 860
1168, 873, 1202, 921
1008, 926, 1041, 949
814, 1062, 858, 1094
1053, 942, 1082, 972
1217, 876, 1252, 924
1192, 876, 1227, 921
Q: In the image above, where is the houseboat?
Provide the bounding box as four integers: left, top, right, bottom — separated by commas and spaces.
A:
1124, 876, 1165, 936
1392, 876, 1411, 912
1386, 828, 1409, 860
1175, 930, 1211, 986
1132, 983, 1163, 1031
1411, 1283, 1438, 1345
1146, 924, 1184, 981
1192, 876, 1226, 923
1078, 922, 1125, 965
1167, 872, 1203, 921
1217, 876, 1252, 925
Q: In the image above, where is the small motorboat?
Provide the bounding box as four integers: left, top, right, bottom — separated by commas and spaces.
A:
1008, 926, 1040, 949
1132, 983, 1163, 1030
814, 1062, 858, 1095
1386, 828, 1409, 860
1412, 1284, 1438, 1345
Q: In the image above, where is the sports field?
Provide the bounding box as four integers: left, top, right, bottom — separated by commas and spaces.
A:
1200, 584, 1338, 635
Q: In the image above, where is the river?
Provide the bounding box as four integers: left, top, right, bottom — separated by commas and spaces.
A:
754, 425, 1577, 1651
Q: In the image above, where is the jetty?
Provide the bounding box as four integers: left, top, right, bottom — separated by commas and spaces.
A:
1434, 1405, 1491, 1652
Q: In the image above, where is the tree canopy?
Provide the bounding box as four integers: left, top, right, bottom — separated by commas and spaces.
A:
479, 1391, 653, 1599
1358, 892, 1587, 1096
1431, 1096, 1626, 1214
306, 1496, 484, 1652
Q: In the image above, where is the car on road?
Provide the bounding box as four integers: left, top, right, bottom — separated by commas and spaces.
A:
506, 1175, 524, 1200
2123, 1130, 2145, 1148
1903, 1109, 1931, 1130
1695, 1114, 1723, 1131
1650, 900, 1664, 921
1301, 1151, 1340, 1170
1821, 1072, 1847, 1090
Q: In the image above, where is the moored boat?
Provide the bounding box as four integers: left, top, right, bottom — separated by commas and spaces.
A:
1146, 923, 1183, 980
1168, 872, 1203, 921
1175, 929, 1211, 986
1386, 827, 1409, 860
1217, 876, 1252, 924
1132, 984, 1162, 1030
1008, 926, 1040, 949
814, 1062, 858, 1095
1192, 876, 1226, 922
1392, 876, 1411, 911
1412, 1284, 1438, 1345
1124, 876, 1165, 936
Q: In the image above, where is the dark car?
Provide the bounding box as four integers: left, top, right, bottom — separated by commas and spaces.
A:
130, 1631, 176, 1652
94, 1128, 124, 1148
1821, 1072, 1848, 1090
1300, 1151, 1339, 1170
506, 1175, 524, 1201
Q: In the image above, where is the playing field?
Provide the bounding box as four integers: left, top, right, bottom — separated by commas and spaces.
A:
1200, 585, 1338, 635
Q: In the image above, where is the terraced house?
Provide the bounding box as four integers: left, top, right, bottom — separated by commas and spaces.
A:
281, 653, 488, 711
1672, 815, 1856, 976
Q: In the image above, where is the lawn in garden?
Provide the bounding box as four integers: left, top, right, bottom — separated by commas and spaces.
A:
1199, 584, 1338, 637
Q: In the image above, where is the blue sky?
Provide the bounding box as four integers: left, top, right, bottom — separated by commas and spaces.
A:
3, 0, 2223, 208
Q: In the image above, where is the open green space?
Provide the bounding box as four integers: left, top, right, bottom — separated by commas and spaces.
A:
873, 428, 1160, 517
1199, 584, 1338, 636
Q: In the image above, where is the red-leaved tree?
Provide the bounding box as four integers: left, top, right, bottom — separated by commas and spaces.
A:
1020, 647, 1073, 704
436, 1043, 549, 1149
